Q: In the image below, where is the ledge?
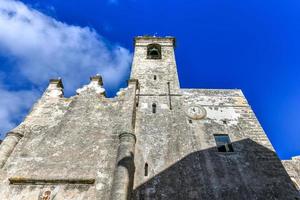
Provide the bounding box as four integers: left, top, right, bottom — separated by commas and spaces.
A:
9, 177, 95, 185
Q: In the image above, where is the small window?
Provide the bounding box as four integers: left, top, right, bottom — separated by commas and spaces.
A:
144, 163, 148, 176
214, 134, 234, 152
188, 119, 193, 124
154, 75, 157, 80
152, 103, 156, 113
147, 44, 161, 59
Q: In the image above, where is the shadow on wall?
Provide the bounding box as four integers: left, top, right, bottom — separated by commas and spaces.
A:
133, 139, 300, 200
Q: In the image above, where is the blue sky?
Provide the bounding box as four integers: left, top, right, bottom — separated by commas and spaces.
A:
0, 0, 299, 159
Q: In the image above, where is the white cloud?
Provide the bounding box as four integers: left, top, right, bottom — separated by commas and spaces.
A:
0, 83, 39, 138
0, 0, 132, 137
0, 0, 132, 92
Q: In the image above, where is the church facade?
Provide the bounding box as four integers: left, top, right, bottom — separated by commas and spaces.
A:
0, 36, 299, 199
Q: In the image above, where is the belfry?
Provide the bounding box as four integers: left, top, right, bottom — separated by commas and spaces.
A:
0, 36, 299, 199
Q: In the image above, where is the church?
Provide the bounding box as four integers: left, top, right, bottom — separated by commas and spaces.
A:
0, 36, 299, 199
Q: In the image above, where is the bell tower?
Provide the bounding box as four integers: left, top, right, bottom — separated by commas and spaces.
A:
131, 36, 189, 198
130, 36, 179, 94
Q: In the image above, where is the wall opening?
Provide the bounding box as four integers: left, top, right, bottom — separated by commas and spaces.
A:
152, 103, 156, 114
167, 82, 172, 110
144, 163, 148, 176
147, 44, 161, 59
214, 134, 234, 152
154, 75, 157, 80
189, 119, 193, 124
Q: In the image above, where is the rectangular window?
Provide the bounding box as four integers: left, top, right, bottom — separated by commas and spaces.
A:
144, 163, 148, 176
152, 103, 156, 114
214, 134, 234, 152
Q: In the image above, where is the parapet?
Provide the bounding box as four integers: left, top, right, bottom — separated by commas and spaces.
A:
49, 78, 63, 88
134, 36, 176, 47
40, 75, 138, 102
292, 156, 300, 161
76, 74, 105, 95
45, 78, 64, 98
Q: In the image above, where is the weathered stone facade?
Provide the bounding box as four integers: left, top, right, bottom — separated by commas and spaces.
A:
283, 156, 300, 193
0, 36, 299, 199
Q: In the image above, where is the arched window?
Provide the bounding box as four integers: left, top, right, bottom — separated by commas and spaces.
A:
147, 44, 161, 59
152, 103, 156, 113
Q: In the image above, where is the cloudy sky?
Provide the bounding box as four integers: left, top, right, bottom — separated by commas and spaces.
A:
0, 0, 299, 159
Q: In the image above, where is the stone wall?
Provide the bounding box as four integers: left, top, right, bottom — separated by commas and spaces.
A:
131, 37, 299, 199
0, 36, 299, 199
135, 89, 299, 199
133, 88, 299, 199
282, 156, 300, 193
0, 76, 139, 199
